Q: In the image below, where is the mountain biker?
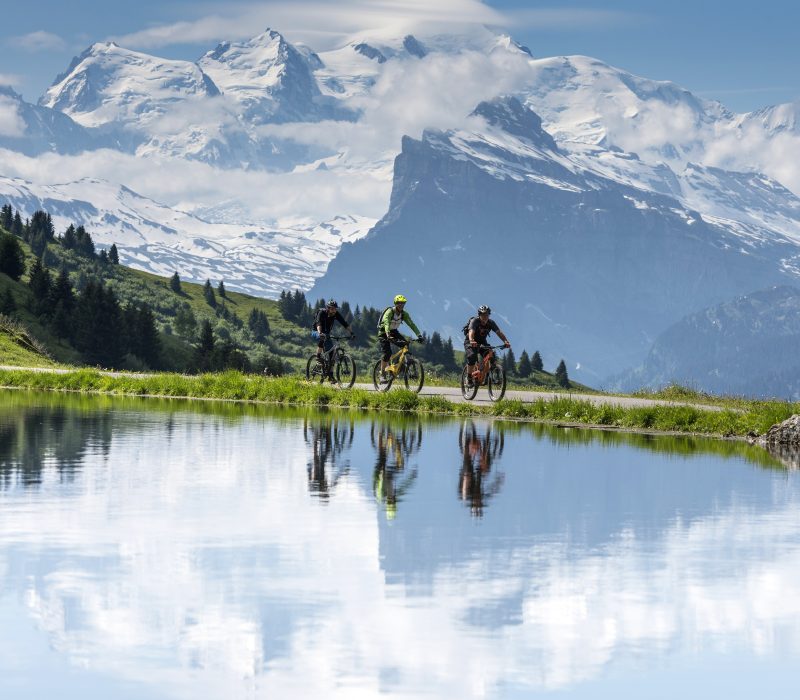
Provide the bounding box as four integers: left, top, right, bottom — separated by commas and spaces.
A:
313, 300, 354, 380
378, 294, 423, 377
465, 305, 510, 385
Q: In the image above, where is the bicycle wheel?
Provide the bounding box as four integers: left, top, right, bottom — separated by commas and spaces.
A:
372, 360, 393, 392
460, 365, 478, 400
487, 364, 507, 402
403, 358, 425, 393
306, 354, 326, 383
336, 354, 356, 389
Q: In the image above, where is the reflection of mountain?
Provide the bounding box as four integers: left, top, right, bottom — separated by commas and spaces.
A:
0, 394, 113, 488
1, 399, 799, 698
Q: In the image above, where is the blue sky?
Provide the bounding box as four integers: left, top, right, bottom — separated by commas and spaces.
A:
0, 0, 797, 113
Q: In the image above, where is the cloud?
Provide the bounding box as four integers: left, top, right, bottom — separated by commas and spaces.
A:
110, 0, 507, 50
8, 30, 67, 52
0, 73, 21, 88
0, 96, 26, 138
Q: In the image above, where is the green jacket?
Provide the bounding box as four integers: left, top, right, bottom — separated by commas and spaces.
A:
378, 307, 421, 337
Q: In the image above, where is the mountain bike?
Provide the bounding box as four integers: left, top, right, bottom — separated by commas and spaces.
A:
305, 335, 357, 388
372, 337, 425, 393
460, 344, 507, 402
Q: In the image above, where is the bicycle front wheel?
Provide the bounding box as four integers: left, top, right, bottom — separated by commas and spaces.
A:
336, 354, 356, 389
460, 365, 478, 400
372, 360, 393, 392
403, 358, 425, 394
487, 364, 506, 402
306, 354, 326, 383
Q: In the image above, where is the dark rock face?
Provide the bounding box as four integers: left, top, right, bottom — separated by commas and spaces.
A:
617, 286, 800, 398
311, 100, 798, 382
749, 414, 800, 469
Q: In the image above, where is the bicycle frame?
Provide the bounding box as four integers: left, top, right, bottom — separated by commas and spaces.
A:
470, 345, 504, 385
317, 335, 349, 370
384, 342, 411, 378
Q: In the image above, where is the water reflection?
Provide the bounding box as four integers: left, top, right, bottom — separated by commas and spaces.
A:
458, 421, 505, 517
371, 420, 422, 519
1, 392, 800, 700
304, 417, 353, 499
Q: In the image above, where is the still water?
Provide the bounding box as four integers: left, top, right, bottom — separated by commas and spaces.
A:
1, 391, 799, 699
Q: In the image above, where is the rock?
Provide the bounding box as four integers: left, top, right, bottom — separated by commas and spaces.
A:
748, 414, 800, 469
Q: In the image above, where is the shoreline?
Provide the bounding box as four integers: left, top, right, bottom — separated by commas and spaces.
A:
0, 367, 793, 440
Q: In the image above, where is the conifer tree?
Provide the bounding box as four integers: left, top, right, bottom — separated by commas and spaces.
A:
169, 272, 182, 293
174, 304, 197, 338
11, 211, 23, 237
0, 287, 16, 315
217, 280, 226, 298
136, 303, 162, 368
62, 224, 77, 250
194, 320, 215, 372
0, 231, 26, 280
0, 204, 12, 231
27, 257, 52, 317
532, 351, 543, 372
108, 244, 119, 265
48, 268, 75, 339
503, 348, 517, 376
203, 279, 216, 307
555, 359, 570, 388
98, 249, 109, 264
517, 350, 532, 378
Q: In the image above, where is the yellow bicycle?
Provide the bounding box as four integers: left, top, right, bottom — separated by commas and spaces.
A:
372, 337, 425, 393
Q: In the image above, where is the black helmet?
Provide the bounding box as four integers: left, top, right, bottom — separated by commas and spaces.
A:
326, 299, 338, 308
477, 305, 491, 315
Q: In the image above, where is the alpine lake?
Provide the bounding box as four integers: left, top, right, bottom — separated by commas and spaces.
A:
1, 389, 799, 699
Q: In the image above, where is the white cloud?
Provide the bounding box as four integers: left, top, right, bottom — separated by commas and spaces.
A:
0, 73, 21, 88
8, 30, 67, 52
0, 96, 26, 138
506, 8, 643, 30
110, 0, 507, 50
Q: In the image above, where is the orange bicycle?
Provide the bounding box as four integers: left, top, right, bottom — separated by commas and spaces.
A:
460, 344, 507, 402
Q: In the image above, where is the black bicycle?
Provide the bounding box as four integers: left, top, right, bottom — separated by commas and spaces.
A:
306, 335, 357, 388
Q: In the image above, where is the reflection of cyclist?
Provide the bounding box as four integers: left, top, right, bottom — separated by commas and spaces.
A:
371, 422, 422, 519
378, 295, 423, 379
313, 300, 354, 382
458, 422, 505, 517
465, 305, 510, 387
304, 418, 353, 499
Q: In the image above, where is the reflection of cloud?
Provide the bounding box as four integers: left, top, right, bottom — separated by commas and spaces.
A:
1, 415, 800, 698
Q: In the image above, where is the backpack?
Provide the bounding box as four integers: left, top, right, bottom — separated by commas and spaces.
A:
376, 307, 393, 331
462, 316, 475, 337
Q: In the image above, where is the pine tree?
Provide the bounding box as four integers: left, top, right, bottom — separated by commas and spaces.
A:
503, 348, 517, 376
74, 281, 125, 367
194, 320, 215, 372
169, 272, 182, 293
247, 308, 270, 343
136, 303, 162, 368
532, 351, 543, 372
555, 359, 570, 388
0, 204, 12, 231
11, 211, 23, 237
518, 350, 532, 378
0, 231, 26, 280
74, 225, 95, 258
98, 249, 109, 264
203, 279, 216, 307
108, 244, 119, 265
27, 257, 52, 317
217, 280, 226, 298
0, 287, 16, 315
48, 268, 75, 339
62, 224, 77, 250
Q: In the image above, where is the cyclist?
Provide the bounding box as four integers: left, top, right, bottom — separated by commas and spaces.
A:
313, 300, 354, 381
465, 305, 511, 386
378, 294, 423, 378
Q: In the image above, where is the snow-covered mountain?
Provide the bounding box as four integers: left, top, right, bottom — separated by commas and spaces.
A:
2, 25, 800, 387
0, 175, 374, 295
311, 97, 800, 380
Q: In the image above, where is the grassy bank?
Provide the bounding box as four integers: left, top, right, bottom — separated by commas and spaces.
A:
1, 368, 796, 438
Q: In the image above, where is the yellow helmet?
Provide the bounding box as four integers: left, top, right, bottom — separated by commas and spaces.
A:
394, 294, 407, 304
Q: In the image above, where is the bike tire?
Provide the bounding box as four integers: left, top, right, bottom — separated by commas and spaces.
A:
306, 354, 326, 383
336, 354, 356, 389
460, 365, 478, 400
487, 364, 507, 402
403, 358, 425, 394
372, 360, 393, 392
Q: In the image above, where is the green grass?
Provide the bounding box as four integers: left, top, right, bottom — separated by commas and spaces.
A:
0, 318, 61, 368
0, 368, 795, 438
